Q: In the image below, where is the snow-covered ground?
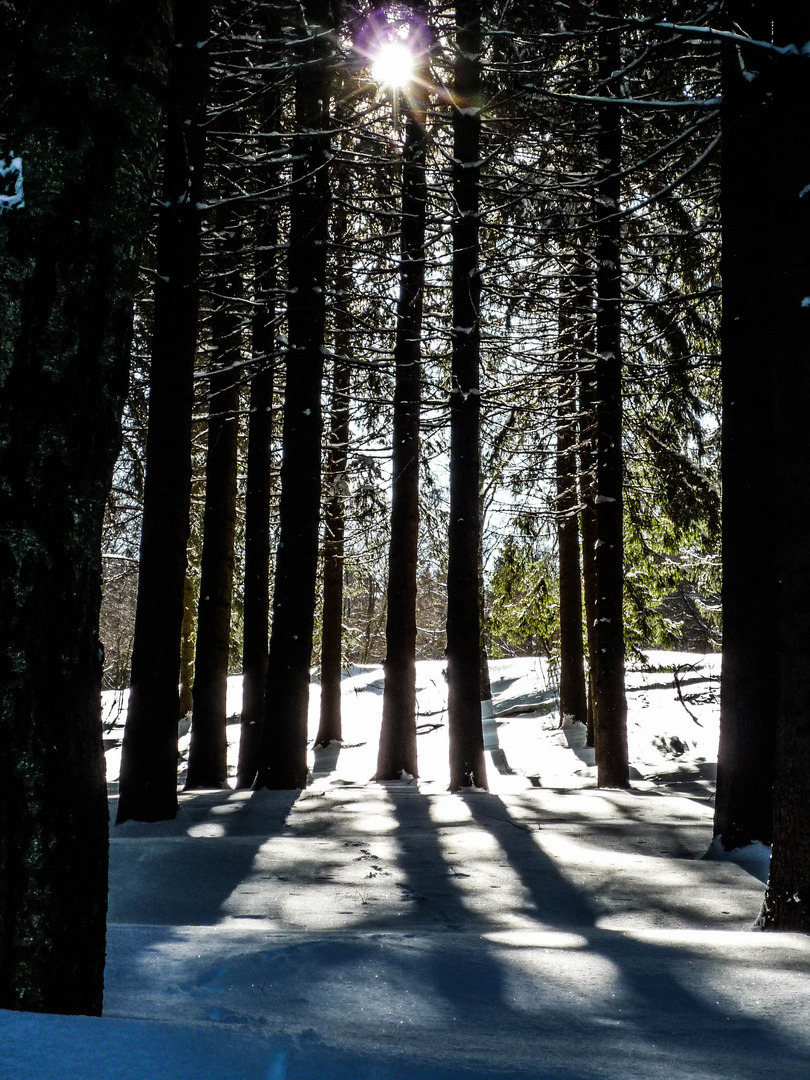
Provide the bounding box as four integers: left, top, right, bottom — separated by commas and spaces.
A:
3, 652, 809, 1080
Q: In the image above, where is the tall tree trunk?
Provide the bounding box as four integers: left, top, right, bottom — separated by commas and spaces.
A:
235, 333, 275, 787
185, 26, 246, 789
236, 238, 277, 788
117, 0, 212, 823
446, 0, 488, 792
575, 252, 598, 746
579, 351, 598, 749
590, 3, 629, 788
713, 1, 777, 851
758, 3, 810, 931
317, 353, 350, 745
315, 145, 353, 748
185, 203, 243, 789
236, 60, 282, 789
556, 253, 588, 726
255, 2, 333, 790
377, 9, 429, 780
0, 1, 170, 1014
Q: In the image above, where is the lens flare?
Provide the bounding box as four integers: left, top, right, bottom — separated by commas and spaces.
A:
371, 41, 415, 88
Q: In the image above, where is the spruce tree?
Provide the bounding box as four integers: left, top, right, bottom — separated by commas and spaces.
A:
713, 0, 777, 850
185, 200, 243, 789
255, 1, 335, 790
236, 36, 284, 788
556, 250, 589, 727
377, 6, 430, 781
185, 16, 250, 787
590, 0, 629, 789
446, 0, 488, 791
0, 0, 170, 1012
117, 0, 212, 822
758, 2, 810, 932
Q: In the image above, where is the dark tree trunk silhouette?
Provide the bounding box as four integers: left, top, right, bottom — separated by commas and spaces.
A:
236, 336, 275, 787
446, 0, 488, 792
236, 68, 282, 789
255, 2, 333, 790
758, 3, 810, 931
317, 358, 351, 745
316, 152, 353, 748
185, 30, 247, 789
0, 0, 170, 1013
117, 0, 212, 823
185, 203, 243, 789
376, 10, 429, 780
590, 2, 629, 789
714, 1, 777, 851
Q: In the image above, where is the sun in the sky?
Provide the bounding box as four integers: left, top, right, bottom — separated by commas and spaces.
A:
371, 39, 415, 89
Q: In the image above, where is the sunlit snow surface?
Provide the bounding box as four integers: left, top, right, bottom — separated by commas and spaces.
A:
3, 652, 809, 1080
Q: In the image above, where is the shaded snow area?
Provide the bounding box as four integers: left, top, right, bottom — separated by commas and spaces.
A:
3, 653, 810, 1080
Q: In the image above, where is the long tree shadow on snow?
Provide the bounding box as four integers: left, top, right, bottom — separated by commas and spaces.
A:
105, 783, 808, 1079
464, 792, 807, 1079
107, 785, 581, 1079
382, 787, 509, 1011
107, 787, 301, 925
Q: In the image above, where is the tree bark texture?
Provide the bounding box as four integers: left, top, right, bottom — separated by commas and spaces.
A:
591, 3, 629, 789
759, 4, 810, 932
556, 254, 588, 727
713, 1, 777, 851
377, 15, 429, 780
256, 2, 333, 790
0, 1, 170, 1013
446, 0, 488, 792
117, 0, 212, 823
185, 203, 243, 789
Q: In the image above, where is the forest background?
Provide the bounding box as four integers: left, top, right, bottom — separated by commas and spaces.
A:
1, 0, 809, 1022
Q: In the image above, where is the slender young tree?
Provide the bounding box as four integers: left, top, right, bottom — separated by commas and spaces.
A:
236, 212, 279, 786
184, 15, 252, 788
713, 0, 777, 851
574, 251, 599, 747
590, 2, 629, 788
376, 9, 430, 780
255, 1, 334, 790
556, 252, 588, 727
446, 0, 488, 792
235, 311, 276, 786
315, 145, 353, 748
316, 359, 351, 746
0, 0, 170, 1013
579, 352, 598, 748
117, 0, 212, 823
185, 198, 244, 789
